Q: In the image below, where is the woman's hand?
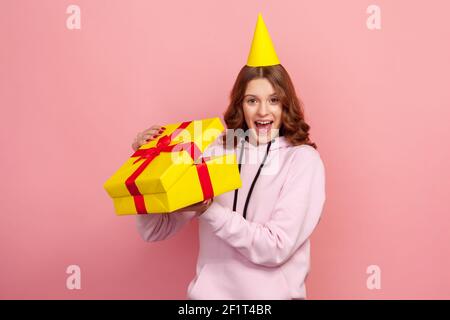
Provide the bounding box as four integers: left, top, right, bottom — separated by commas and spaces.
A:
132, 125, 166, 151
173, 199, 213, 216
194, 199, 213, 217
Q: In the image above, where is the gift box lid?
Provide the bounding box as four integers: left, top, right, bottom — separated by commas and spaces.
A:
103, 117, 225, 198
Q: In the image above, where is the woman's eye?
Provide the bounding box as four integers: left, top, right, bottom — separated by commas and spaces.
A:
247, 99, 256, 104
270, 97, 279, 103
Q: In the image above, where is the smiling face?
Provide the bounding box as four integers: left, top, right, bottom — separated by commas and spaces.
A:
243, 78, 283, 145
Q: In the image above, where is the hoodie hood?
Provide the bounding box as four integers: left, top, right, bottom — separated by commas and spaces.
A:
239, 135, 292, 151
203, 133, 292, 160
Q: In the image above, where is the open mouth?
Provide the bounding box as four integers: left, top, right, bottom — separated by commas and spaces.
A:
254, 120, 274, 133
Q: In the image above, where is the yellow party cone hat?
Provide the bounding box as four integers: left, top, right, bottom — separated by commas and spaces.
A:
246, 13, 280, 67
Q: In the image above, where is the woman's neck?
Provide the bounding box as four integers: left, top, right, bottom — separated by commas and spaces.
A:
246, 134, 278, 147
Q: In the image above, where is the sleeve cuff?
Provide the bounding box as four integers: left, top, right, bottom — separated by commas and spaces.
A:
198, 200, 230, 227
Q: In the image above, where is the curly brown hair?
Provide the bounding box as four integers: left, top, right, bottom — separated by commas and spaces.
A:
222, 64, 317, 149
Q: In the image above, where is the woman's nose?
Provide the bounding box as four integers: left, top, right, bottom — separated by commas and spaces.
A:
256, 102, 269, 116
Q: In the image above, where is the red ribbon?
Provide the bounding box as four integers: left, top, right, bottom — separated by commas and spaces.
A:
125, 121, 214, 214
194, 157, 214, 201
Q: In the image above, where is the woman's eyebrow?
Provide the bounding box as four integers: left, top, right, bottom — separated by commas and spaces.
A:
244, 93, 278, 98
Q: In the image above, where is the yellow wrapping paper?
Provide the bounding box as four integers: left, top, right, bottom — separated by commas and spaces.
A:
103, 117, 242, 215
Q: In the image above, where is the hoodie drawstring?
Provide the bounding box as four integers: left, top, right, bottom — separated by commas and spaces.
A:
233, 137, 274, 219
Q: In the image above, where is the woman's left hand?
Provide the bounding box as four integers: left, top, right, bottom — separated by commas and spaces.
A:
194, 198, 213, 217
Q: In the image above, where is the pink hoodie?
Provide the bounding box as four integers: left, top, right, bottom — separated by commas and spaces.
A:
136, 134, 326, 300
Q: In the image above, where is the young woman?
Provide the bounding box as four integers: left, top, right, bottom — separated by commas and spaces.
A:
131, 15, 326, 300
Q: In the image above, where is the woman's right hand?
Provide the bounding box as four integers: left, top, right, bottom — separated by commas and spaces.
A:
132, 125, 166, 151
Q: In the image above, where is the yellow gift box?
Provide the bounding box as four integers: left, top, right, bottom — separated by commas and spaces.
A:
103, 117, 242, 215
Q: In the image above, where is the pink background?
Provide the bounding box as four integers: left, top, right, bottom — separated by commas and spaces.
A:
1, 0, 450, 299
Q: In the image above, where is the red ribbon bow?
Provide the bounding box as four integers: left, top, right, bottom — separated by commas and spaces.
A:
125, 121, 215, 214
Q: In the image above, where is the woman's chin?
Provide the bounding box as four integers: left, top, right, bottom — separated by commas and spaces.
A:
251, 128, 279, 144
